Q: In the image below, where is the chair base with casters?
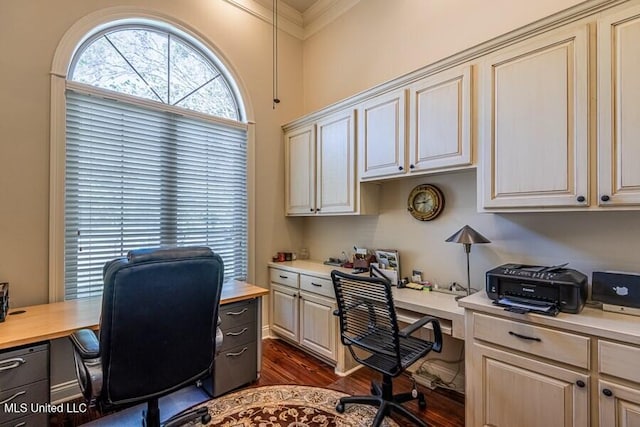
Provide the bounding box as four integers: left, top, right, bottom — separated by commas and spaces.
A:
330, 270, 443, 427
336, 374, 427, 427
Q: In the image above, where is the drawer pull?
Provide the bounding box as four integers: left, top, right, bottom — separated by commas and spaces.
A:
508, 331, 541, 342
0, 357, 26, 372
279, 275, 289, 279
311, 282, 322, 287
226, 328, 248, 337
576, 380, 585, 388
226, 347, 248, 357
225, 308, 248, 316
0, 390, 26, 405
602, 388, 613, 397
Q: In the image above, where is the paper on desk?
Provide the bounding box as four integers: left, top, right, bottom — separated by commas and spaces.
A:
498, 297, 555, 313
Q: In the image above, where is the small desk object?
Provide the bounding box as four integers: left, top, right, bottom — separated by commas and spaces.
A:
0, 280, 267, 425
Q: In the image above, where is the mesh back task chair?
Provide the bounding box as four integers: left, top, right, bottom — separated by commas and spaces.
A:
331, 270, 443, 427
69, 246, 224, 427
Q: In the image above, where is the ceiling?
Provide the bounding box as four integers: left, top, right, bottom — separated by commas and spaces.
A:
280, 0, 318, 13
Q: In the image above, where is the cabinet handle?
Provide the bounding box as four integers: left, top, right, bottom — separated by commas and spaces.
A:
601, 195, 610, 202
225, 347, 248, 357
602, 388, 613, 397
576, 196, 585, 203
576, 380, 585, 388
409, 164, 415, 169
508, 331, 541, 342
0, 390, 26, 405
0, 357, 26, 372
311, 282, 322, 287
225, 308, 248, 316
398, 166, 404, 171
279, 275, 289, 279
226, 327, 248, 337
309, 208, 314, 212
316, 208, 321, 212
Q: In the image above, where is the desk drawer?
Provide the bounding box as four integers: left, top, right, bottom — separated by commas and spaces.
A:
0, 379, 49, 423
0, 412, 48, 427
214, 342, 257, 397
270, 268, 299, 288
300, 274, 334, 299
0, 345, 48, 391
219, 323, 256, 352
472, 312, 590, 369
219, 299, 257, 330
599, 340, 640, 384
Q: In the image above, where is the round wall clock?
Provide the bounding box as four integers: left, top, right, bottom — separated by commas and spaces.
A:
407, 184, 445, 221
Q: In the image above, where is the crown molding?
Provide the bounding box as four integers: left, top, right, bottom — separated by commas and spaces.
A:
223, 0, 360, 40
302, 0, 360, 39
223, 0, 304, 39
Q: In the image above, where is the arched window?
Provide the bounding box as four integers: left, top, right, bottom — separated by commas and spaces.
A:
64, 24, 247, 299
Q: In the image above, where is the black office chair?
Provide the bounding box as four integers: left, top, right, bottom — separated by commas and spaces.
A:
69, 246, 224, 427
331, 270, 443, 427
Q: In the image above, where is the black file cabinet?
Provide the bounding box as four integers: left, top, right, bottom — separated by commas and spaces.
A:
212, 298, 258, 397
0, 343, 49, 426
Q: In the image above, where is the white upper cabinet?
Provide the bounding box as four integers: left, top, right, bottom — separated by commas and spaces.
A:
285, 109, 375, 216
315, 110, 356, 214
285, 125, 315, 215
408, 65, 472, 173
598, 5, 640, 207
358, 88, 407, 180
479, 24, 589, 209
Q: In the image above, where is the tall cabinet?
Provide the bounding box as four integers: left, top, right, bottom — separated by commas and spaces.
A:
478, 23, 589, 209
597, 4, 640, 206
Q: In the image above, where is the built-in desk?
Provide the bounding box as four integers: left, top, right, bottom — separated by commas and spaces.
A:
0, 280, 267, 351
268, 260, 464, 376
0, 280, 268, 416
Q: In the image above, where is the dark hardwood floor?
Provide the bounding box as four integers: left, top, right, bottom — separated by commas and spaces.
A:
51, 338, 465, 426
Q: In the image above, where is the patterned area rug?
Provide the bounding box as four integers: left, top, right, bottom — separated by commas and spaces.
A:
193, 385, 400, 426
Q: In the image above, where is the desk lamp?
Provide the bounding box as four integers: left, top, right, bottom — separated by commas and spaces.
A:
445, 225, 491, 299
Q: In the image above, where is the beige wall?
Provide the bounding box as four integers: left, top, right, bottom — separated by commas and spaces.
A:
0, 0, 304, 307
300, 0, 640, 289
302, 0, 584, 112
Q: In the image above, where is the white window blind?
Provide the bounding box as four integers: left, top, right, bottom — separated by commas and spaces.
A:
65, 88, 248, 300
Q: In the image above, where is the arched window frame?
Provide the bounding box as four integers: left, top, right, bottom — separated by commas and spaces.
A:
49, 8, 255, 302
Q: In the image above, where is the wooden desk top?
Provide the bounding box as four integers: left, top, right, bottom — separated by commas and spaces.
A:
0, 280, 267, 351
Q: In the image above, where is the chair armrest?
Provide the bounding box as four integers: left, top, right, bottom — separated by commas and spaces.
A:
399, 316, 443, 353
69, 329, 100, 358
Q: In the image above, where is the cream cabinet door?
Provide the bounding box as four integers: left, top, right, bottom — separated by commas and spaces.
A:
599, 380, 640, 427
316, 110, 356, 214
468, 343, 589, 427
598, 6, 640, 207
408, 65, 472, 173
299, 290, 337, 362
358, 88, 407, 180
271, 283, 299, 342
285, 125, 315, 215
479, 24, 589, 209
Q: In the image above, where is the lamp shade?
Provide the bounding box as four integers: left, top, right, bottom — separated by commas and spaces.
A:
445, 225, 491, 245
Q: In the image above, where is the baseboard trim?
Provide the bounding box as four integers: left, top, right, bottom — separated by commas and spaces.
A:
51, 380, 82, 404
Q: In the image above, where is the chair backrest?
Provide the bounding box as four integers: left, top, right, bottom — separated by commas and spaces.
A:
99, 246, 224, 405
331, 270, 402, 372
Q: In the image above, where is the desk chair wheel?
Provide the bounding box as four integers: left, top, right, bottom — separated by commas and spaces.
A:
201, 412, 212, 424
418, 393, 427, 410
336, 402, 345, 413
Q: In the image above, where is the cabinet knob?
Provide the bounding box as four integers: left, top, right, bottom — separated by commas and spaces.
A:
310, 208, 314, 212
576, 380, 585, 388
409, 164, 415, 169
576, 196, 585, 203
398, 166, 404, 171
601, 195, 610, 202
316, 208, 321, 212
602, 388, 613, 397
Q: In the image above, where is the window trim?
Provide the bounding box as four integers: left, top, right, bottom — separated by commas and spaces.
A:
50, 7, 256, 302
